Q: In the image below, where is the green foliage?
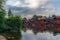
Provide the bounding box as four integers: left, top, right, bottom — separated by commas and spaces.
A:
0, 0, 22, 40
5, 16, 22, 31
32, 15, 38, 20
53, 32, 57, 36
0, 0, 6, 29
8, 9, 13, 17
32, 30, 38, 35
52, 15, 56, 19
22, 17, 27, 29
5, 16, 22, 40
22, 17, 27, 22
23, 28, 27, 32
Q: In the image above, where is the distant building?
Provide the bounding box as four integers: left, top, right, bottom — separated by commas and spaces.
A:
53, 18, 60, 24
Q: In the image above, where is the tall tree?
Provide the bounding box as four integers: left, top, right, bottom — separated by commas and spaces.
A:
8, 8, 13, 17
0, 0, 6, 30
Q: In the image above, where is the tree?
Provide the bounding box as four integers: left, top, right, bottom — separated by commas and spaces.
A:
52, 15, 56, 19
5, 16, 22, 40
53, 31, 57, 36
8, 8, 13, 17
32, 30, 38, 35
23, 17, 27, 22
32, 15, 38, 21
0, 0, 22, 40
22, 17, 27, 32
0, 0, 6, 30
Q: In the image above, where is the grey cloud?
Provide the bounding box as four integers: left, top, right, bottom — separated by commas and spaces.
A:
6, 0, 56, 17
7, 5, 51, 16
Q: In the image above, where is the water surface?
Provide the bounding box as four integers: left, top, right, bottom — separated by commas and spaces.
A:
22, 30, 60, 40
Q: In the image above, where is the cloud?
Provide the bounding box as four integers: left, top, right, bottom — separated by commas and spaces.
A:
12, 1, 21, 7
24, 0, 49, 9
6, 0, 51, 9
6, 0, 59, 18
7, 4, 55, 18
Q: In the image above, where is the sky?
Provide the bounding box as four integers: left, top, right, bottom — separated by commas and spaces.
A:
5, 0, 60, 18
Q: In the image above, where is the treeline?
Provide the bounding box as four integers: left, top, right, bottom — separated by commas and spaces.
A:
22, 15, 57, 35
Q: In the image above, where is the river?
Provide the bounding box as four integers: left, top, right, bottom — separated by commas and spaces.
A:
22, 30, 60, 40
0, 30, 60, 40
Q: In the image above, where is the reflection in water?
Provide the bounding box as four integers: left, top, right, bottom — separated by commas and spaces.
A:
22, 30, 60, 40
